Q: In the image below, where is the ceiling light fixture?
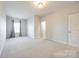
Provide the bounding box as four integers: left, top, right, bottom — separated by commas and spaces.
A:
34, 0, 47, 8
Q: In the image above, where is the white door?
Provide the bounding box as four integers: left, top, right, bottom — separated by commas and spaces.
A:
68, 13, 79, 48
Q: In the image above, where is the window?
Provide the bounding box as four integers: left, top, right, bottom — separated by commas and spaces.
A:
14, 22, 20, 33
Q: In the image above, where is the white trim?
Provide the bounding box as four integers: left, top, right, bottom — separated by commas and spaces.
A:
48, 38, 67, 44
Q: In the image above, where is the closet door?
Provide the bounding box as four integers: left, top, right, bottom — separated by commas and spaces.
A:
68, 13, 79, 48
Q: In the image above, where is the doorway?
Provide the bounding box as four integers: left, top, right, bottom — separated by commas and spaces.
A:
41, 20, 46, 39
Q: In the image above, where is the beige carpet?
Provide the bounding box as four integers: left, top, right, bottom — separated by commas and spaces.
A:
0, 37, 79, 58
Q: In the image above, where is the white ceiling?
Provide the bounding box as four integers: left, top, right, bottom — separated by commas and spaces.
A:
4, 1, 79, 19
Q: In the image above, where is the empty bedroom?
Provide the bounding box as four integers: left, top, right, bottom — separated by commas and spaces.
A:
0, 0, 79, 58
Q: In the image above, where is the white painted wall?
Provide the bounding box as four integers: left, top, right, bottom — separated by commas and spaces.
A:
27, 17, 34, 39
42, 14, 53, 40
20, 19, 27, 36
27, 16, 41, 39
41, 20, 46, 39
0, 2, 6, 55
6, 16, 13, 38
42, 7, 79, 44
34, 16, 41, 39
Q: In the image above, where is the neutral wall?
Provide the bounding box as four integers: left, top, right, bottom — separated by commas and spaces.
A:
6, 16, 13, 38
40, 20, 46, 39
27, 17, 34, 39
0, 2, 6, 55
34, 15, 41, 39
42, 7, 79, 44
27, 16, 41, 39
20, 19, 27, 36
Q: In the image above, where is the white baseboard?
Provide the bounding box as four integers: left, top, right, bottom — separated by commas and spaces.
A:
53, 39, 67, 44
46, 38, 67, 45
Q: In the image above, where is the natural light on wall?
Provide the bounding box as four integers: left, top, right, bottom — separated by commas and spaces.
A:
41, 21, 46, 39
34, 0, 47, 8
14, 22, 20, 34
